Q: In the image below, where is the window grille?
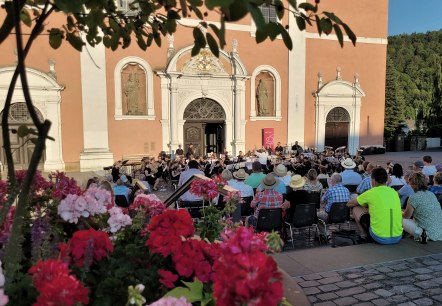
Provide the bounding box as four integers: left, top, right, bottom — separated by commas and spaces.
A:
326, 107, 350, 122
260, 3, 277, 23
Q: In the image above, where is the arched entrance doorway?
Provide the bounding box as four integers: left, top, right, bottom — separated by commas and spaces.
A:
0, 103, 45, 170
325, 107, 350, 150
183, 98, 226, 156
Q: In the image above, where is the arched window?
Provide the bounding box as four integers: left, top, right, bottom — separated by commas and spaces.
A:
250, 65, 281, 121
326, 107, 350, 122
114, 56, 155, 120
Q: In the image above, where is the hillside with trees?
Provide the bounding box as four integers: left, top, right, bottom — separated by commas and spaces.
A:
386, 30, 442, 136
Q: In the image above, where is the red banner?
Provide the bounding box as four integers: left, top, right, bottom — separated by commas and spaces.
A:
262, 128, 274, 149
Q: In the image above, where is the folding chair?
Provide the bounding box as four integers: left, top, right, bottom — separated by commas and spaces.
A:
285, 203, 320, 248
240, 196, 254, 219
115, 195, 129, 208
178, 200, 205, 219
319, 202, 351, 236
256, 208, 283, 234
391, 185, 404, 191
319, 178, 329, 189
344, 185, 358, 193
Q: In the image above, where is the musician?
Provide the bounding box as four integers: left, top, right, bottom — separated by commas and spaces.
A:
175, 144, 184, 156
265, 145, 273, 155
170, 160, 183, 181
186, 144, 194, 159
236, 150, 246, 162
275, 142, 284, 155
111, 160, 123, 183
254, 149, 269, 173
291, 141, 303, 157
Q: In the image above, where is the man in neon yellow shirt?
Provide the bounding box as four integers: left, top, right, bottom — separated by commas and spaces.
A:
347, 167, 403, 244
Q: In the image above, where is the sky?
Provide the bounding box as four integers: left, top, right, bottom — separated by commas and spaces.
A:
388, 0, 442, 36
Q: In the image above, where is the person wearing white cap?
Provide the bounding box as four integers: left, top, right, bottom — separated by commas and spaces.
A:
229, 169, 254, 198
340, 158, 362, 186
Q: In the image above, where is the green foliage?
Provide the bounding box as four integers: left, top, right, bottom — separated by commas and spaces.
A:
197, 205, 224, 242
166, 279, 214, 305
384, 55, 405, 138
388, 30, 442, 126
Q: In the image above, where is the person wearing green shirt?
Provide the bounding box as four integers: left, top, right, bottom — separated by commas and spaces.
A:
245, 161, 266, 189
347, 167, 403, 244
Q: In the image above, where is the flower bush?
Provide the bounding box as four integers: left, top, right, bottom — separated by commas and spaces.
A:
0, 172, 287, 306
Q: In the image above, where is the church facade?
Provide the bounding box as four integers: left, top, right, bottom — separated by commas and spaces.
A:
0, 0, 389, 171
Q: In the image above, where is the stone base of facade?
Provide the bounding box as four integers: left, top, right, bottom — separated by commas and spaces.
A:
79, 150, 114, 172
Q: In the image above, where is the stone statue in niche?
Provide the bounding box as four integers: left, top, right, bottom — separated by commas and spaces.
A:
124, 72, 141, 115
256, 79, 269, 116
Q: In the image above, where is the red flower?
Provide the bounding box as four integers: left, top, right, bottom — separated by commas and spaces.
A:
69, 229, 113, 267
189, 179, 219, 200
158, 269, 178, 288
28, 259, 71, 290
34, 274, 89, 306
172, 239, 219, 283
212, 227, 283, 306
146, 210, 194, 257
130, 194, 166, 217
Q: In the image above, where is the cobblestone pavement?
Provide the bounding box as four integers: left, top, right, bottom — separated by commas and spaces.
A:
295, 253, 442, 306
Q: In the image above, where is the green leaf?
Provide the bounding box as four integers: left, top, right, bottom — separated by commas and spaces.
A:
255, 29, 268, 43
167, 10, 181, 20
110, 32, 119, 50
48, 28, 63, 49
208, 24, 225, 48
29, 138, 39, 145
205, 0, 235, 10
153, 33, 161, 47
298, 2, 317, 13
324, 11, 343, 25
315, 15, 322, 36
343, 23, 357, 46
193, 27, 206, 48
287, 0, 297, 10
192, 6, 204, 19
103, 35, 111, 48
66, 32, 84, 51
320, 18, 332, 35
54, 0, 87, 13
206, 33, 219, 57
20, 9, 32, 27
136, 32, 147, 50
333, 24, 343, 47
0, 13, 14, 45
274, 0, 285, 20
17, 125, 29, 138
295, 16, 305, 31
191, 44, 202, 57
179, 0, 188, 17
165, 20, 177, 33
278, 23, 293, 50
222, 0, 248, 22
247, 2, 266, 30
267, 22, 280, 40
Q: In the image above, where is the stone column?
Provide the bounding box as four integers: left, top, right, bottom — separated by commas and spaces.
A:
79, 42, 113, 171
232, 83, 245, 155
169, 81, 179, 150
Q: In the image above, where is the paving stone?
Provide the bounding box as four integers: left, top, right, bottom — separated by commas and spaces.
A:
303, 287, 321, 295
318, 284, 340, 292
336, 286, 366, 297
321, 271, 340, 278
397, 303, 417, 306
303, 273, 323, 281
317, 292, 339, 301
363, 269, 379, 275
430, 254, 442, 260
412, 298, 433, 306
354, 292, 379, 301
429, 265, 442, 272
422, 260, 440, 266
318, 276, 344, 285
353, 278, 367, 284
313, 301, 337, 306
405, 291, 424, 299
374, 289, 394, 297
353, 303, 375, 306
415, 274, 433, 281
432, 276, 442, 284
371, 299, 391, 306
433, 294, 442, 302
335, 280, 357, 288
415, 281, 440, 289
334, 297, 359, 306
389, 264, 409, 271
375, 267, 393, 273
299, 280, 321, 288
363, 282, 384, 290
309, 296, 318, 303
427, 288, 442, 295
410, 267, 433, 274
387, 295, 410, 303
391, 285, 419, 294
370, 274, 386, 281
387, 270, 414, 278
346, 273, 363, 279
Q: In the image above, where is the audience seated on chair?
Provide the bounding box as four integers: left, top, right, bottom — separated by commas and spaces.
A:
356, 163, 376, 194
229, 169, 254, 197
247, 174, 288, 228
340, 158, 362, 186
245, 161, 266, 189
303, 169, 323, 192
178, 160, 205, 203
347, 167, 402, 245
113, 175, 131, 204
317, 173, 350, 239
